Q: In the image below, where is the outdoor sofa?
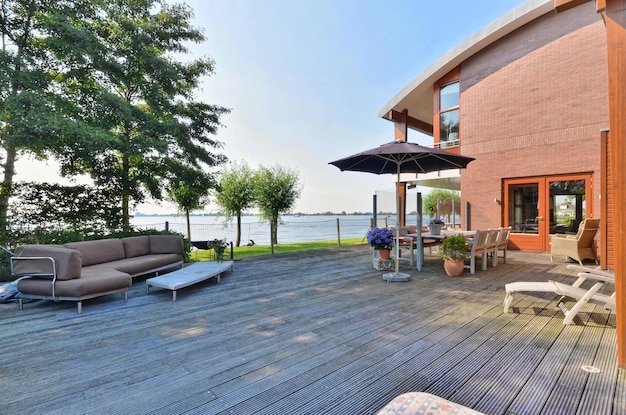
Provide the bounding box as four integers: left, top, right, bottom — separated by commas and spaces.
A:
12, 234, 184, 313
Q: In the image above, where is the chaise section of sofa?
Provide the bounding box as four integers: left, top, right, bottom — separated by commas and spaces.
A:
13, 235, 184, 313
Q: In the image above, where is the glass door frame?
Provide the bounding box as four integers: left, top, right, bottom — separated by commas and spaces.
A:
504, 173, 593, 251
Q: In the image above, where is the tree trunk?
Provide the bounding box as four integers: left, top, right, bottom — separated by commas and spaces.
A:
186, 208, 191, 240
0, 143, 16, 242
236, 211, 242, 247
271, 217, 278, 245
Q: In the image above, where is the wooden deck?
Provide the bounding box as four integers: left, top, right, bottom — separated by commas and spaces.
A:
1, 246, 625, 414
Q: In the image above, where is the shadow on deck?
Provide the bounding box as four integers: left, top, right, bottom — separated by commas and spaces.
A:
1, 246, 624, 414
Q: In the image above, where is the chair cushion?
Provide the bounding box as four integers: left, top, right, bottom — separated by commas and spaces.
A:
64, 239, 126, 267
122, 236, 151, 258
149, 235, 183, 254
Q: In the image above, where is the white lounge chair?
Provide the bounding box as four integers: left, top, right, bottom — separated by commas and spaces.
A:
503, 265, 615, 324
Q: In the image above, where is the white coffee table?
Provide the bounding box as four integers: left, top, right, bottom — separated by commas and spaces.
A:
146, 261, 233, 301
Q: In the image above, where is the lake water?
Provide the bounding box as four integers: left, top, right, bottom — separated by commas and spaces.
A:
130, 215, 374, 245
130, 214, 453, 245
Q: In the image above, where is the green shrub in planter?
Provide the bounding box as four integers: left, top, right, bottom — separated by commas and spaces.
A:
441, 234, 470, 261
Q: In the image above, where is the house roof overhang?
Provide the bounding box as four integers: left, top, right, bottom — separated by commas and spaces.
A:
377, 0, 555, 132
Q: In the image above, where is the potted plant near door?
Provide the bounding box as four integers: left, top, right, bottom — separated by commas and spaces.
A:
366, 227, 394, 260
441, 234, 469, 277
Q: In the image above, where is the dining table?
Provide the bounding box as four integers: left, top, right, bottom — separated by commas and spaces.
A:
406, 230, 475, 270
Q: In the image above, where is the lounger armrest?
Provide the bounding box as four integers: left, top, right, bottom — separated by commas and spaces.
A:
550, 280, 606, 301
566, 265, 615, 284
576, 272, 615, 284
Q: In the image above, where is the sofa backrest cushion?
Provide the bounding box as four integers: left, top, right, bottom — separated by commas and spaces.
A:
122, 236, 151, 258
13, 245, 82, 280
149, 235, 183, 254
64, 239, 125, 267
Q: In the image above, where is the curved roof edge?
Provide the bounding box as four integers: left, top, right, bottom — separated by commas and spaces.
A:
377, 0, 554, 121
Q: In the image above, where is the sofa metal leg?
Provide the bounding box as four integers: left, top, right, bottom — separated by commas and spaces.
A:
77, 301, 82, 314
18, 298, 23, 311
123, 292, 128, 302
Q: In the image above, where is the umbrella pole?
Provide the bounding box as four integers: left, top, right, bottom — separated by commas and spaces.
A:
383, 164, 411, 282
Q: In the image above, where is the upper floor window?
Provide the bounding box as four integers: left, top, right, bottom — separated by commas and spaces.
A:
439, 81, 459, 148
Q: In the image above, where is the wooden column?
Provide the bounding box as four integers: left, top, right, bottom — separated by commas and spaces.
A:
605, 0, 626, 368
394, 109, 408, 227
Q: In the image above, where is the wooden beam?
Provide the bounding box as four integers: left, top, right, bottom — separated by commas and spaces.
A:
387, 109, 434, 135
554, 0, 592, 12
605, 0, 626, 368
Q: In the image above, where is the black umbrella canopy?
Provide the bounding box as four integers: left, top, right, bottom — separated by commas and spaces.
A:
329, 140, 475, 175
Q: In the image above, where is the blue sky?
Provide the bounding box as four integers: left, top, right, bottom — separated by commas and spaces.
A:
19, 0, 529, 214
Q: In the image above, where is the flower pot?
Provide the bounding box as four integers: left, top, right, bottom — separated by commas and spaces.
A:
378, 249, 391, 260
428, 223, 443, 235
443, 259, 465, 277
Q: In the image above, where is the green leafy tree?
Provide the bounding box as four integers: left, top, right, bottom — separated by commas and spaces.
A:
168, 168, 215, 240
9, 181, 123, 236
215, 161, 255, 247
0, 0, 100, 241
54, 0, 229, 231
423, 189, 460, 223
253, 165, 302, 246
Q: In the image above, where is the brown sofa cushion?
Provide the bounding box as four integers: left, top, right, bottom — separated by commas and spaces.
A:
18, 270, 131, 298
64, 239, 125, 266
149, 235, 183, 254
13, 245, 82, 280
122, 235, 150, 258
84, 254, 183, 277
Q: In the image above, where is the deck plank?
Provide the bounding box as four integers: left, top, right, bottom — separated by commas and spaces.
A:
0, 246, 623, 415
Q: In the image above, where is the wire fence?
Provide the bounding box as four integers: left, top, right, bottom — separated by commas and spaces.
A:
132, 216, 374, 246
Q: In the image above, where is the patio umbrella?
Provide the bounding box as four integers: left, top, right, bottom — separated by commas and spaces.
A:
329, 139, 475, 280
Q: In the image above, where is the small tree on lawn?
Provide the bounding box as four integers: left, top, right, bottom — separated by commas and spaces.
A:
253, 165, 302, 247
168, 168, 216, 240
214, 161, 255, 247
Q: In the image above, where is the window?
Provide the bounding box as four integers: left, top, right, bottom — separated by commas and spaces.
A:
439, 82, 459, 148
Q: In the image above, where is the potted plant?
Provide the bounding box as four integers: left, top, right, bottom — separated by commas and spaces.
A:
208, 238, 229, 262
441, 234, 469, 277
428, 217, 445, 235
366, 227, 394, 260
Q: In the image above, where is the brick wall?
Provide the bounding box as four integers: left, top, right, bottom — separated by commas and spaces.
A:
458, 2, 608, 233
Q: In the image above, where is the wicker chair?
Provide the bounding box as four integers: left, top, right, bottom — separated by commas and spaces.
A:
550, 218, 600, 265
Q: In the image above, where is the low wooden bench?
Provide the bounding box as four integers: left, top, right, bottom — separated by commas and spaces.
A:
146, 261, 233, 301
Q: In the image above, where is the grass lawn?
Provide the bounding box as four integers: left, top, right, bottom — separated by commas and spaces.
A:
191, 237, 368, 261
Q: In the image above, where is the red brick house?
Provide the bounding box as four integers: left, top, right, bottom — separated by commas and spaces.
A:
379, 0, 610, 263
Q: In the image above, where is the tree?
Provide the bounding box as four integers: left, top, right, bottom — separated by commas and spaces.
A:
54, 0, 229, 231
214, 161, 255, 247
9, 181, 123, 234
0, 0, 99, 241
253, 165, 302, 246
423, 189, 461, 223
168, 168, 215, 240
